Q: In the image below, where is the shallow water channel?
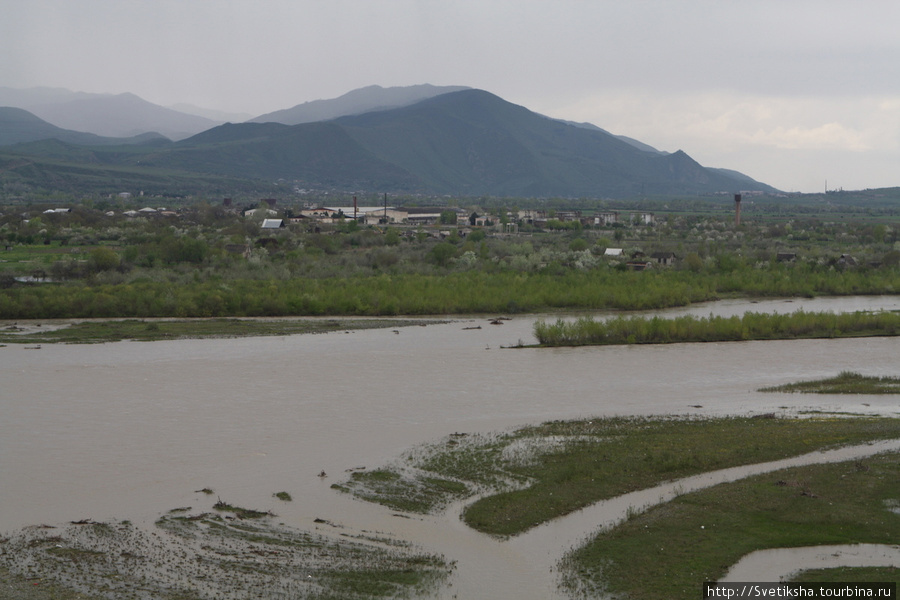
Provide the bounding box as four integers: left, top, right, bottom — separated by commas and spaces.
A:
2, 296, 900, 598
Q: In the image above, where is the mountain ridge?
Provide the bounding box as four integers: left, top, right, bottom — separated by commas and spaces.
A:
0, 86, 777, 198
0, 87, 222, 141
158, 88, 775, 197
248, 84, 471, 125
0, 106, 167, 146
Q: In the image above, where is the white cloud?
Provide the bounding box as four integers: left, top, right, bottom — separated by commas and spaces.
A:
748, 123, 868, 152
539, 89, 900, 192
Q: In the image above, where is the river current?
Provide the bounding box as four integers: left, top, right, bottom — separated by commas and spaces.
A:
2, 296, 899, 597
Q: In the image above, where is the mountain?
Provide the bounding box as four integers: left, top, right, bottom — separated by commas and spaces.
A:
26, 93, 221, 141
167, 103, 253, 124
148, 121, 422, 191
0, 87, 222, 140
249, 84, 470, 125
562, 120, 668, 155
140, 89, 774, 197
0, 86, 102, 107
0, 86, 776, 198
0, 107, 165, 146
333, 90, 765, 196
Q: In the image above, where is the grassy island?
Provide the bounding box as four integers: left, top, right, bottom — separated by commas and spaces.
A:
0, 317, 440, 344
760, 371, 900, 394
533, 310, 900, 346
562, 453, 900, 600
334, 415, 900, 535
334, 415, 900, 599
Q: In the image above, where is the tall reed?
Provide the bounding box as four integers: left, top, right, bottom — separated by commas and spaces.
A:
533, 310, 900, 346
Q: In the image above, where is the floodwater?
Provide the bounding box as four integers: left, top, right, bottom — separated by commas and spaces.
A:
722, 544, 900, 581
2, 296, 900, 598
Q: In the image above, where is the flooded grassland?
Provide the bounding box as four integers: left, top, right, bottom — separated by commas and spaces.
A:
1, 297, 899, 599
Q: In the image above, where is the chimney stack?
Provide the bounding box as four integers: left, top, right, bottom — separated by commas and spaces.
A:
734, 194, 742, 227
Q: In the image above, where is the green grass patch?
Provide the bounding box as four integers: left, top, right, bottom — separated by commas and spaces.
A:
335, 416, 900, 537
334, 469, 471, 514
3, 266, 899, 321
533, 310, 900, 346
761, 371, 900, 394
561, 453, 900, 600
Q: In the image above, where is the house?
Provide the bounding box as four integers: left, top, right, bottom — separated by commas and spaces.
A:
301, 206, 393, 224
837, 254, 858, 267
554, 211, 582, 222
593, 212, 619, 227
244, 207, 278, 218
650, 251, 677, 266
630, 212, 654, 225
403, 207, 444, 225
517, 209, 546, 225
604, 248, 624, 257
261, 219, 285, 229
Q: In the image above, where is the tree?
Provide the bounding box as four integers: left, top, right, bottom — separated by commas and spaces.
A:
684, 252, 703, 272
429, 242, 456, 267
384, 228, 400, 246
569, 238, 589, 252
89, 246, 120, 272
468, 229, 486, 243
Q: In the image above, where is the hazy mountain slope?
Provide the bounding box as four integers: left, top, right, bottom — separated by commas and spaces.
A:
562, 120, 668, 155
26, 93, 220, 140
135, 89, 774, 197
249, 84, 470, 125
0, 107, 165, 146
0, 146, 281, 197
1, 87, 776, 197
145, 121, 423, 190
0, 86, 103, 108
167, 103, 253, 123
0, 87, 232, 140
337, 89, 758, 196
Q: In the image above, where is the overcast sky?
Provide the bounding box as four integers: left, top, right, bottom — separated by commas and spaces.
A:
3, 0, 899, 193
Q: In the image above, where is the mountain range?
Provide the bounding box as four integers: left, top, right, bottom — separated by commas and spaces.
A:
0, 84, 777, 198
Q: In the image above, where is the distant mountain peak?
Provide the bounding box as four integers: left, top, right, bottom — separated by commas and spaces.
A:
0, 86, 222, 141
249, 83, 471, 125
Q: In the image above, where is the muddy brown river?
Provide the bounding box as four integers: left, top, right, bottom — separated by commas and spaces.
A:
2, 296, 899, 598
